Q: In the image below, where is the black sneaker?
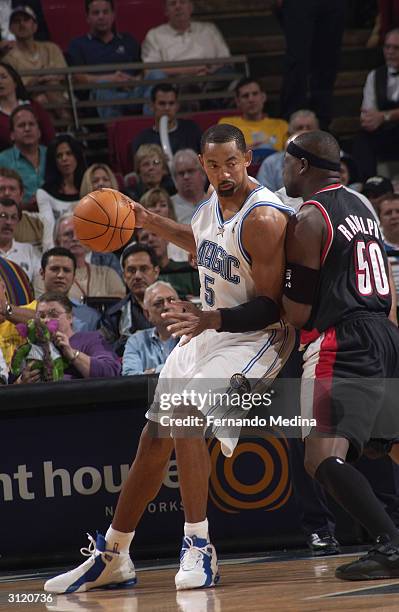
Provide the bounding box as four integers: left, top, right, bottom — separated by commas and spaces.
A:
307, 533, 340, 556
336, 535, 399, 580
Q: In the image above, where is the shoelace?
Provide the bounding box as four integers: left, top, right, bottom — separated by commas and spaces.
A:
80, 533, 120, 559
180, 537, 212, 571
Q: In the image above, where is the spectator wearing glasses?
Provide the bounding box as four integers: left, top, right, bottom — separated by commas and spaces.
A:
122, 281, 179, 375
13, 291, 120, 383
353, 28, 399, 180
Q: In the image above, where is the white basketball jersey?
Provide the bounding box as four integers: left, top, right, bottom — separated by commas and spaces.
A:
191, 184, 294, 311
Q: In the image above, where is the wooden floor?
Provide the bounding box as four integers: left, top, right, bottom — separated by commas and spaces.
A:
2, 553, 399, 611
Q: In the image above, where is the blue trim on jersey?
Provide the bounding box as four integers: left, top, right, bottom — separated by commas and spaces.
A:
191, 194, 213, 223
215, 185, 265, 228
238, 202, 295, 264
257, 324, 289, 382
242, 330, 277, 376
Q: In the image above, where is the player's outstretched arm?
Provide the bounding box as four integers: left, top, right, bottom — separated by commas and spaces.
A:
282, 206, 325, 329
128, 200, 196, 254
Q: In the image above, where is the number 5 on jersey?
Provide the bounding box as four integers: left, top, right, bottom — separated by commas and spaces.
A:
204, 275, 215, 306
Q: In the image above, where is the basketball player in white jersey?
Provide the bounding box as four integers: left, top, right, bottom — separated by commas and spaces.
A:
44, 124, 295, 594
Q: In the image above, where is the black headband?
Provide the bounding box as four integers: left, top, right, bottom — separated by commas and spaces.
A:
287, 141, 341, 172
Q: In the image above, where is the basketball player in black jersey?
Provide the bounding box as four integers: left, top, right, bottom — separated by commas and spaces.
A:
282, 129, 399, 580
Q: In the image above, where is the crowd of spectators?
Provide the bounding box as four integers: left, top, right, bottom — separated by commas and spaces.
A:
0, 0, 398, 558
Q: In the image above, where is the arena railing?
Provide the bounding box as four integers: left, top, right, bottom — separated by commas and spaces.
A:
19, 56, 249, 158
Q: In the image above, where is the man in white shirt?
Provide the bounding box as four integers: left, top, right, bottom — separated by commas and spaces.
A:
141, 0, 232, 111
142, 0, 230, 73
353, 28, 399, 180
171, 149, 207, 223
0, 197, 40, 281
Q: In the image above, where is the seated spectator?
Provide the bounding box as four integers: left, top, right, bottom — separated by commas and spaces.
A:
80, 163, 119, 197
101, 243, 159, 355
380, 193, 399, 299
67, 0, 142, 119
0, 1, 50, 47
122, 280, 179, 375
127, 143, 174, 200
36, 135, 87, 252
0, 61, 55, 149
0, 166, 43, 248
137, 227, 200, 298
132, 84, 202, 156
5, 6, 70, 121
257, 109, 319, 191
141, 186, 188, 261
34, 213, 125, 301
218, 78, 288, 164
0, 105, 46, 208
171, 148, 207, 223
352, 28, 399, 180
142, 0, 231, 78
13, 291, 120, 382
0, 196, 40, 280
362, 175, 394, 214
0, 256, 33, 365
1, 247, 99, 366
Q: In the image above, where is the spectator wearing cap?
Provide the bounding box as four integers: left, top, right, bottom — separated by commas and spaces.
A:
0, 196, 40, 281
67, 0, 142, 119
362, 175, 394, 214
0, 105, 46, 208
122, 281, 179, 376
0, 1, 49, 55
132, 84, 202, 157
5, 5, 70, 121
353, 28, 399, 180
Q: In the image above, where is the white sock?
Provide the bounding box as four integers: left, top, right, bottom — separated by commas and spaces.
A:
105, 526, 134, 554
184, 518, 209, 540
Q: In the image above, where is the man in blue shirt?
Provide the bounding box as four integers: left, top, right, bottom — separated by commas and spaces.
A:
0, 106, 46, 208
122, 281, 180, 375
67, 0, 142, 118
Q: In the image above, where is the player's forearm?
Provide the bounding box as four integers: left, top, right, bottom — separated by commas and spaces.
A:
144, 211, 196, 253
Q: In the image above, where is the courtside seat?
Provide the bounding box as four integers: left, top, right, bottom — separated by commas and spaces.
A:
107, 109, 239, 175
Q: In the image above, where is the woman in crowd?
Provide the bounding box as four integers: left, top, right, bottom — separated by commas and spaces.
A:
79, 163, 119, 197
140, 187, 188, 262
36, 134, 86, 252
126, 144, 174, 201
13, 292, 121, 382
0, 61, 55, 149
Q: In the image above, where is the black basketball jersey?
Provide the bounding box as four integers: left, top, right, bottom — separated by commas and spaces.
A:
303, 184, 391, 333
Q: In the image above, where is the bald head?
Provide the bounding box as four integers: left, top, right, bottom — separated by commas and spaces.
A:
283, 130, 341, 199
293, 130, 340, 166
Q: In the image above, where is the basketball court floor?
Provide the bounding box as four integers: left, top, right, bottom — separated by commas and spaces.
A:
2, 548, 399, 611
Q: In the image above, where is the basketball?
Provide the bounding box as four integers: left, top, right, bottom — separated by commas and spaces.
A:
73, 188, 136, 252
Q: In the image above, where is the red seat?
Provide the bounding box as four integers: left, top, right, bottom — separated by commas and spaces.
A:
107, 109, 239, 175
42, 0, 165, 50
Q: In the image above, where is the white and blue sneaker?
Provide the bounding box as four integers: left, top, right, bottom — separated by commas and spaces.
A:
44, 533, 137, 594
175, 535, 220, 591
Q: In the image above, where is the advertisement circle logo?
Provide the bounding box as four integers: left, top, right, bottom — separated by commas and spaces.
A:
208, 434, 291, 513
